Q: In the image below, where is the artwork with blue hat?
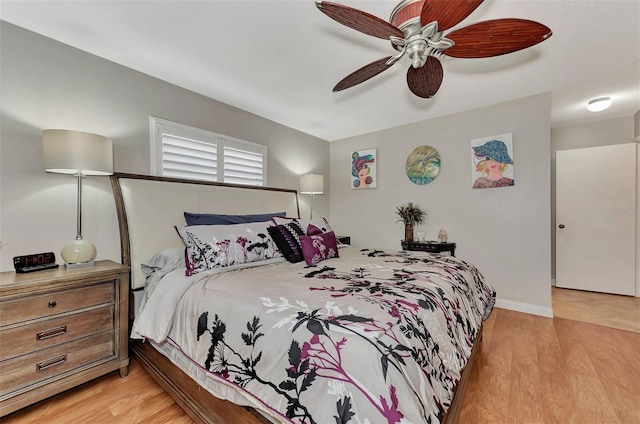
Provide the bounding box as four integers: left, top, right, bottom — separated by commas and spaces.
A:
470, 133, 514, 189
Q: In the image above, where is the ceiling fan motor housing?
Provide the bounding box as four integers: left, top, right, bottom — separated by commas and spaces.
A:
390, 0, 424, 30
390, 0, 443, 67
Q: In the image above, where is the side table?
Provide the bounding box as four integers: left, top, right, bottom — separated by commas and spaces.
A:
401, 240, 456, 256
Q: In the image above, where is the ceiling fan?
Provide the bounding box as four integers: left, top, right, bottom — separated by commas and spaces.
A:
316, 0, 553, 98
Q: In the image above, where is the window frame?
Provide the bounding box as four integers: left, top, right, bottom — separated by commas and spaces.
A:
149, 116, 267, 186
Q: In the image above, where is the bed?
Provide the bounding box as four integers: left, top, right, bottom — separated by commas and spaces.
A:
110, 173, 495, 424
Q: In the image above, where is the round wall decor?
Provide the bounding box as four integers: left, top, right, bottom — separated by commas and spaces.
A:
405, 145, 441, 185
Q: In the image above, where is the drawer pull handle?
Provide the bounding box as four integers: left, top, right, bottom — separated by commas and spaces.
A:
36, 326, 67, 341
48, 301, 57, 308
36, 354, 67, 372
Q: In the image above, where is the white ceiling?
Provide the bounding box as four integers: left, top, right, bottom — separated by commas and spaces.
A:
1, 0, 639, 141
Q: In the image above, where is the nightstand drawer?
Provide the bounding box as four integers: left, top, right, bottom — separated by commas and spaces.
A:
0, 330, 114, 396
0, 305, 114, 361
0, 282, 114, 326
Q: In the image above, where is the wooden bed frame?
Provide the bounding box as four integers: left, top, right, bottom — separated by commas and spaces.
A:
110, 172, 480, 424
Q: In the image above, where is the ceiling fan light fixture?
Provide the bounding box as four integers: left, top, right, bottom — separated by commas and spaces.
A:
587, 97, 612, 112
407, 39, 428, 68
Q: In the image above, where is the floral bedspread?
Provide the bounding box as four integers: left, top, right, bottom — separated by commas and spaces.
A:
150, 248, 495, 423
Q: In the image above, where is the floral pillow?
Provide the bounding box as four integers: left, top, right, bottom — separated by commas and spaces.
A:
175, 221, 282, 276
299, 231, 339, 266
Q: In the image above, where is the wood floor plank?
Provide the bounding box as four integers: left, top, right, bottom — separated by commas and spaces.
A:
553, 319, 599, 378
480, 308, 513, 372
567, 372, 620, 424
604, 380, 640, 424
468, 357, 511, 419
552, 287, 640, 333
508, 359, 545, 423
1, 358, 195, 424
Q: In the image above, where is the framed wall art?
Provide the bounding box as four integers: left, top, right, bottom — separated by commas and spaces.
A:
471, 133, 514, 189
351, 149, 377, 189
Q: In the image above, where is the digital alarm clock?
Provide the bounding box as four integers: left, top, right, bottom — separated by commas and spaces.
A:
13, 252, 59, 273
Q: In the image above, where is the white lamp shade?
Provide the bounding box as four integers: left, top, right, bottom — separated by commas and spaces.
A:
300, 173, 324, 194
43, 129, 113, 175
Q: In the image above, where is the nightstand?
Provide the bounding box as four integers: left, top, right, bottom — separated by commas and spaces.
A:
0, 260, 129, 417
337, 235, 351, 245
401, 240, 456, 256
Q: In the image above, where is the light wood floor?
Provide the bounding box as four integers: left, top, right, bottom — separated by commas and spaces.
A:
3, 307, 639, 424
457, 308, 640, 424
1, 357, 192, 424
552, 286, 640, 333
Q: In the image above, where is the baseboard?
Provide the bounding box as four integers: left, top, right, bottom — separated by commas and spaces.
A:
494, 298, 554, 318
551, 278, 556, 286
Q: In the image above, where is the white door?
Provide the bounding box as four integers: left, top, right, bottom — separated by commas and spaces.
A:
556, 143, 636, 295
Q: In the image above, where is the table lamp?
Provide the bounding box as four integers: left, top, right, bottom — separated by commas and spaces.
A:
43, 129, 113, 268
300, 173, 324, 219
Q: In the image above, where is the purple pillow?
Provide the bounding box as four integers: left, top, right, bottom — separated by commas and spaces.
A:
299, 231, 339, 266
306, 224, 323, 236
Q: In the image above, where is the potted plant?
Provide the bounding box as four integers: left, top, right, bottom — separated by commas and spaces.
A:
395, 202, 427, 242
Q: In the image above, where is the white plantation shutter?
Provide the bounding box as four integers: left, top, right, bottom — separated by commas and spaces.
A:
161, 135, 217, 181
150, 117, 266, 186
223, 145, 264, 186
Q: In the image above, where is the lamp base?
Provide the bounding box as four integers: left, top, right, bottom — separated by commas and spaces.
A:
65, 261, 95, 269
61, 238, 96, 267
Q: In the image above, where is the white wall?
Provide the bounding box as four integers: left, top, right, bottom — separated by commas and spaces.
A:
0, 22, 330, 271
330, 93, 553, 317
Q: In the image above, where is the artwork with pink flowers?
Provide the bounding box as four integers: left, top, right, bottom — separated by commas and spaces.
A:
471, 133, 515, 189
351, 148, 377, 189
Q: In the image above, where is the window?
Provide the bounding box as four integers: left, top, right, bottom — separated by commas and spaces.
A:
150, 117, 266, 186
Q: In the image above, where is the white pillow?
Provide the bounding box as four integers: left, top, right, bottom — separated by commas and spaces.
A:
175, 221, 282, 276
141, 247, 185, 279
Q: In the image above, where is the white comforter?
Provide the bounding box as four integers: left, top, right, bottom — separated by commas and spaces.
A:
133, 247, 495, 424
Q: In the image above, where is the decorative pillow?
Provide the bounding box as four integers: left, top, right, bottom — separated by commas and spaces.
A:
272, 217, 333, 235
184, 211, 286, 226
267, 221, 305, 263
306, 224, 323, 236
141, 247, 185, 279
140, 247, 187, 307
175, 221, 282, 276
299, 231, 339, 266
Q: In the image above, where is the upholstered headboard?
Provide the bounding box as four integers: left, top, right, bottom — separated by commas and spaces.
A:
110, 173, 299, 289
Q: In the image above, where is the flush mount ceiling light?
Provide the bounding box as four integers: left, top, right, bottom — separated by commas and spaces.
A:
587, 97, 612, 112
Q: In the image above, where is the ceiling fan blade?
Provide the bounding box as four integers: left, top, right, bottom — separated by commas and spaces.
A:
407, 56, 444, 98
445, 18, 553, 58
333, 56, 395, 92
420, 0, 485, 31
316, 1, 404, 40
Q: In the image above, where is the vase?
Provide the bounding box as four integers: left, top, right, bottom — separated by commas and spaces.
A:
404, 223, 414, 242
